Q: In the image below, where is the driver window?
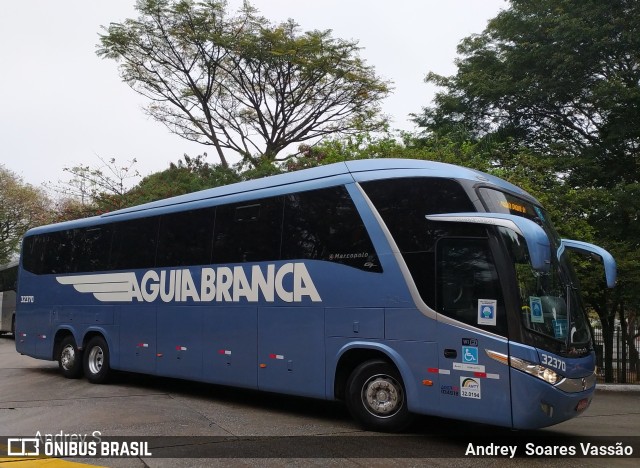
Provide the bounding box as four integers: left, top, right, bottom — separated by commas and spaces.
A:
436, 238, 507, 336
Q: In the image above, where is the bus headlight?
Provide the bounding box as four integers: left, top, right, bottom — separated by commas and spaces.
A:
485, 350, 560, 385
509, 356, 559, 385
542, 368, 558, 385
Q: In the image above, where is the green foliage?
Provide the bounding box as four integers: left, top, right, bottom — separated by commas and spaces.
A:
420, 0, 640, 175
285, 132, 417, 170
127, 153, 241, 205
235, 158, 284, 181
51, 198, 100, 223
0, 166, 51, 263
284, 130, 490, 173
98, 0, 390, 168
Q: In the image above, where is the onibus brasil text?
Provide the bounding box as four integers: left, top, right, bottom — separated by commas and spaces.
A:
10, 431, 151, 457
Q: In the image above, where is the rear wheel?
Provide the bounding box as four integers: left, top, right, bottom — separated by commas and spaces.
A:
58, 335, 83, 379
345, 359, 413, 432
83, 336, 111, 384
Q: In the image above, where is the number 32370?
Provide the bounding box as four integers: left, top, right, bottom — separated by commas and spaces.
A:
20, 296, 34, 303
540, 353, 566, 372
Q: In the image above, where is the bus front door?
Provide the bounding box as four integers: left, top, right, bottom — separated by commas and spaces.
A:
435, 237, 512, 427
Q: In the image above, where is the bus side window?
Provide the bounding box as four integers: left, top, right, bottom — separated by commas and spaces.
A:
436, 237, 508, 336
282, 186, 382, 272
213, 197, 284, 264
75, 226, 112, 272
361, 177, 476, 304
109, 217, 160, 270
22, 235, 47, 274
157, 208, 215, 267
42, 230, 76, 274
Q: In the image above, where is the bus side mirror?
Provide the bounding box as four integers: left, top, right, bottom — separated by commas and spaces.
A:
426, 212, 551, 272
559, 239, 617, 288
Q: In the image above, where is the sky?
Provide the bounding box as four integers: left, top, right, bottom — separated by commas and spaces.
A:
0, 0, 507, 190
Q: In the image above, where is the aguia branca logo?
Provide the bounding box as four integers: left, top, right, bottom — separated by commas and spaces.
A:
56, 262, 321, 303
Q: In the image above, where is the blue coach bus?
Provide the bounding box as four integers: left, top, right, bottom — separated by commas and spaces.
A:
15, 159, 616, 431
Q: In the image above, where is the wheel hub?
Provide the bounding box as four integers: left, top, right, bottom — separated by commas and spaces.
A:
363, 375, 402, 417
88, 346, 104, 374
61, 345, 75, 370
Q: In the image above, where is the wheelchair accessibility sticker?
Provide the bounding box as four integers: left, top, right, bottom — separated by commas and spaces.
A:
462, 346, 478, 364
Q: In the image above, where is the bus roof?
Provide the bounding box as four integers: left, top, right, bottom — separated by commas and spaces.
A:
25, 159, 537, 235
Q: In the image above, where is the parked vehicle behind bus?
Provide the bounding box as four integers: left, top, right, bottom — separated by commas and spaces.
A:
0, 260, 18, 337
15, 159, 616, 431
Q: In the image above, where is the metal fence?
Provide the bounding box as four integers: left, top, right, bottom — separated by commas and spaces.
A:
592, 324, 640, 384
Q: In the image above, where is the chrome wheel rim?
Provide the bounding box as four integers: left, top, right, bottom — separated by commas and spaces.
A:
60, 344, 76, 370
88, 346, 104, 375
361, 374, 403, 418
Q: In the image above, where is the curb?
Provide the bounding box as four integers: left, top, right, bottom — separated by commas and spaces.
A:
596, 384, 640, 392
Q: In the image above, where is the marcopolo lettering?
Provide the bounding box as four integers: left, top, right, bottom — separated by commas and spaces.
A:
56, 263, 321, 303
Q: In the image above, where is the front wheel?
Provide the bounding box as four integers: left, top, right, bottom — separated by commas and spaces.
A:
345, 359, 413, 432
83, 336, 111, 384
58, 335, 83, 379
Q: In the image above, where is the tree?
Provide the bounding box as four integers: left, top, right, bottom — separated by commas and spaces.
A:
97, 0, 390, 168
49, 156, 142, 218
420, 0, 640, 177
0, 166, 51, 263
417, 0, 640, 381
126, 153, 240, 205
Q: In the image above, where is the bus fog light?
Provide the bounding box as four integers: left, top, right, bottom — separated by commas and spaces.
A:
575, 398, 590, 412
540, 402, 554, 417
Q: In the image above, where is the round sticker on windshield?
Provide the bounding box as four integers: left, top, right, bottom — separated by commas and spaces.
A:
478, 299, 497, 326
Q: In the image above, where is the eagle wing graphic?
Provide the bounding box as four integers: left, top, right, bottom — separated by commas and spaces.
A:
56, 272, 137, 302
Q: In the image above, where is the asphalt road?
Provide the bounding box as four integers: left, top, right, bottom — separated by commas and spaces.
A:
0, 334, 638, 467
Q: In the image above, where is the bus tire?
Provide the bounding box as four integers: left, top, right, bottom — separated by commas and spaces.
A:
345, 359, 413, 432
58, 335, 83, 379
84, 336, 110, 384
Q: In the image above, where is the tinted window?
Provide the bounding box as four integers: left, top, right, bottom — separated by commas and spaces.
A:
361, 177, 476, 304
362, 177, 474, 252
436, 237, 507, 336
109, 217, 159, 270
213, 197, 283, 263
24, 226, 112, 274
22, 235, 47, 274
38, 230, 76, 274
282, 186, 381, 272
74, 226, 112, 272
22, 185, 384, 275
157, 208, 215, 267
0, 265, 17, 291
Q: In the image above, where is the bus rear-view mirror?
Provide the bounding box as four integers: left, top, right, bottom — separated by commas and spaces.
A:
559, 239, 617, 288
425, 212, 551, 272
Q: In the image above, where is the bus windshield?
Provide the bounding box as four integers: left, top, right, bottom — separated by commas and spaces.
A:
479, 188, 592, 357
